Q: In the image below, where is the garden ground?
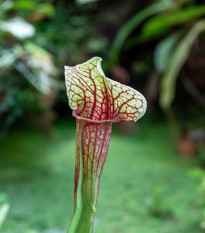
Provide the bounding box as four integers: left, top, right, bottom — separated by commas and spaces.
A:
0, 119, 203, 233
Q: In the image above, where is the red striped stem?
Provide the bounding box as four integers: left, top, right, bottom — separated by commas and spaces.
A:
67, 118, 112, 233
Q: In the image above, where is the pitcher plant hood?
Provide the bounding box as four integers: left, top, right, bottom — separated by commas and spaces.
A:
64, 57, 146, 122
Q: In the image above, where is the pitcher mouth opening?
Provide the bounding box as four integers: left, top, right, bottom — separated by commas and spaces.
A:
72, 111, 120, 124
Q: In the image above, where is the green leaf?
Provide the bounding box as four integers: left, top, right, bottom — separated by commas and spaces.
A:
0, 17, 35, 39
141, 6, 205, 41
0, 203, 9, 228
0, 1, 14, 15
0, 193, 9, 229
6, 1, 55, 17
160, 20, 205, 109
37, 3, 55, 17
75, 0, 100, 4
109, 2, 171, 64
12, 0, 37, 10
154, 32, 181, 73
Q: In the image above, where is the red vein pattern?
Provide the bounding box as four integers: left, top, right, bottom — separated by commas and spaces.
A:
76, 119, 111, 231
65, 57, 146, 122
65, 57, 146, 233
68, 119, 112, 233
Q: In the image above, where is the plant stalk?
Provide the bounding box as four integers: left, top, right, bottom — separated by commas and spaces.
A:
67, 118, 112, 233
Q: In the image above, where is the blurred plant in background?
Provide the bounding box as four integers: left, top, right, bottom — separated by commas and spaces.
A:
0, 0, 109, 138
109, 0, 205, 157
110, 0, 205, 113
0, 0, 60, 138
0, 193, 10, 230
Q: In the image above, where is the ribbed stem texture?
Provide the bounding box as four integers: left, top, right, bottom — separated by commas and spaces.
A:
67, 118, 112, 233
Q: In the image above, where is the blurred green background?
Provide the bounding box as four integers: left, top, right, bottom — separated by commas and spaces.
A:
0, 0, 205, 233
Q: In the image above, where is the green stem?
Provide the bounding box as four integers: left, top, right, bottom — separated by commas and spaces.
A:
67, 118, 112, 233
